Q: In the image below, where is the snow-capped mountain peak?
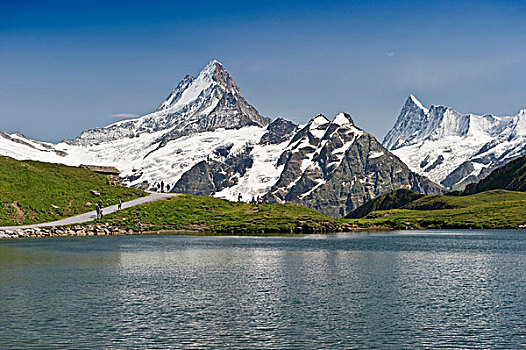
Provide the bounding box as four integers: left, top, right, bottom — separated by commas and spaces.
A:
309, 114, 331, 128
382, 94, 430, 150
72, 60, 270, 146
156, 60, 237, 113
408, 93, 429, 113
384, 97, 526, 190
332, 112, 355, 126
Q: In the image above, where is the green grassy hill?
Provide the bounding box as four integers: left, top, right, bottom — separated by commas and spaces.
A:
463, 154, 526, 194
347, 189, 424, 218
355, 190, 526, 229
101, 194, 346, 234
0, 156, 144, 225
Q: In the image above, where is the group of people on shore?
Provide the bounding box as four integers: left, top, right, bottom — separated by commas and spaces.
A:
95, 199, 142, 234
95, 199, 123, 219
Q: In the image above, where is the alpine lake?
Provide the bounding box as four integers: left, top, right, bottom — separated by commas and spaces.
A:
1, 230, 525, 349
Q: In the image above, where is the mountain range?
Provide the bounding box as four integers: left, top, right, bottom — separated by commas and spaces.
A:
1, 60, 523, 217
384, 94, 526, 190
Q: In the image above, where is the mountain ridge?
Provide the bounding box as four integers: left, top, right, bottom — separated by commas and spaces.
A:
383, 94, 526, 190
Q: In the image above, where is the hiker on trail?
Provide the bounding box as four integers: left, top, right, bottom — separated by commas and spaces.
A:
161, 181, 165, 193
100, 209, 103, 219
96, 204, 101, 219
118, 199, 122, 210
138, 221, 143, 234
238, 193, 242, 202
251, 196, 255, 204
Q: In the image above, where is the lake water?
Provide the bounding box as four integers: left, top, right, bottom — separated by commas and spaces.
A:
1, 230, 525, 349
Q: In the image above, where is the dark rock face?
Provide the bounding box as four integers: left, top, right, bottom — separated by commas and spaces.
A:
462, 153, 526, 194
441, 161, 476, 189
259, 118, 298, 145
171, 144, 254, 195
424, 155, 444, 173
266, 113, 443, 217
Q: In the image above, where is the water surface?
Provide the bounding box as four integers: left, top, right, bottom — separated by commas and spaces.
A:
1, 230, 525, 348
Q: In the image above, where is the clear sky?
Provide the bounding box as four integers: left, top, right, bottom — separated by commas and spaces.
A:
1, 0, 525, 142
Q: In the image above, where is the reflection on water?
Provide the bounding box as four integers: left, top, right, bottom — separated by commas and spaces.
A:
1, 230, 525, 349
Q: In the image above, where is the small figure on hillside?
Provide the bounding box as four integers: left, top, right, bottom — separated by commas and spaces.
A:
257, 195, 262, 204
161, 181, 165, 193
118, 199, 122, 210
96, 204, 101, 219
238, 193, 242, 202
138, 221, 143, 234
251, 196, 255, 204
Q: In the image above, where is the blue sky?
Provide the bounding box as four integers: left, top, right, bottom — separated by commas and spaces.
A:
1, 0, 525, 142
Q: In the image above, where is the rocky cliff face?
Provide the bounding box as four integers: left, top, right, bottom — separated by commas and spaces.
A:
383, 95, 526, 190
265, 113, 442, 217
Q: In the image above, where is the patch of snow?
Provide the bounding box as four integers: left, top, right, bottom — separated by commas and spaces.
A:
369, 151, 384, 159
332, 112, 353, 126
215, 139, 292, 201
309, 115, 330, 129
299, 178, 327, 199
409, 94, 429, 114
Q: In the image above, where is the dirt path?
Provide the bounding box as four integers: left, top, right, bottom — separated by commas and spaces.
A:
0, 192, 178, 230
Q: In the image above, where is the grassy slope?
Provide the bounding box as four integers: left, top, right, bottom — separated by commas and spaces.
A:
346, 189, 424, 218
0, 156, 144, 225
101, 194, 342, 234
354, 190, 526, 229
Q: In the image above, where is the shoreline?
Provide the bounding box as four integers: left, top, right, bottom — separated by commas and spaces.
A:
0, 223, 394, 239
2, 224, 523, 240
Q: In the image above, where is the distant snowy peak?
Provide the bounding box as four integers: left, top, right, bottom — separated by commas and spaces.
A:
408, 94, 429, 113
333, 112, 355, 126
382, 94, 430, 150
156, 75, 196, 111
383, 94, 521, 150
383, 95, 526, 190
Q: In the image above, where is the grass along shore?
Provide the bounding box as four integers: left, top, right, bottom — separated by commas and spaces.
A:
351, 190, 526, 230
1, 190, 524, 239
98, 194, 360, 234
95, 190, 526, 235
0, 156, 145, 226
